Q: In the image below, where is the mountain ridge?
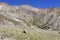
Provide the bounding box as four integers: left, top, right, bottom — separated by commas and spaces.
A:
0, 3, 60, 40
0, 3, 60, 31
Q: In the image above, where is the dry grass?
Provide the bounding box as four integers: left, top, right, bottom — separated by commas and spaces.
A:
0, 25, 60, 40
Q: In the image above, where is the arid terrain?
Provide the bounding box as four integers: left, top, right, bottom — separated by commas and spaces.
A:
0, 3, 60, 40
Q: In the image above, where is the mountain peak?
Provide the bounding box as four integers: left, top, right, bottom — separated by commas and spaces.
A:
20, 5, 32, 7
0, 2, 8, 6
20, 5, 33, 10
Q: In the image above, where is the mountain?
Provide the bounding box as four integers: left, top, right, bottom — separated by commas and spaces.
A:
0, 3, 60, 40
20, 5, 60, 30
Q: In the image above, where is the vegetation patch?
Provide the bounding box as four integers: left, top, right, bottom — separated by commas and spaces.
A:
0, 26, 60, 40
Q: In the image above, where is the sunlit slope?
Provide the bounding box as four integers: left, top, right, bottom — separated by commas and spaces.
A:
0, 3, 60, 40
0, 25, 60, 40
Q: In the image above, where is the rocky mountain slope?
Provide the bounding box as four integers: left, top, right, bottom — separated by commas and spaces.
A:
0, 3, 60, 40
21, 5, 60, 30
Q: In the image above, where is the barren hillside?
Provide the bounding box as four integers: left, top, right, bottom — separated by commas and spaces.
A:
0, 3, 60, 40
